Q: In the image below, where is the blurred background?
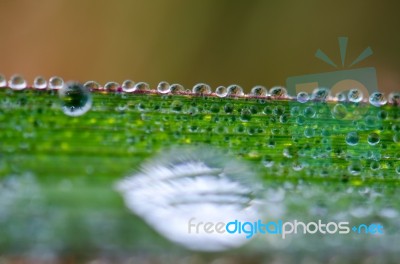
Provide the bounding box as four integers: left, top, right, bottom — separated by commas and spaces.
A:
0, 0, 399, 93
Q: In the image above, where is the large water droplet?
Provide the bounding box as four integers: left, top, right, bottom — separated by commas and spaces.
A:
49, 76, 64, 89
0, 74, 6, 87
122, 80, 135, 92
215, 86, 228, 97
83, 81, 100, 91
269, 86, 287, 99
9, 74, 27, 90
335, 91, 347, 102
226, 84, 244, 97
369, 92, 387, 107
304, 106, 316, 118
296, 91, 309, 103
59, 82, 92, 117
250, 86, 267, 97
157, 81, 170, 94
134, 82, 149, 92
33, 76, 47, 89
170, 83, 185, 94
192, 83, 211, 95
367, 132, 380, 146
104, 81, 119, 92
115, 146, 261, 251
348, 88, 363, 103
346, 132, 359, 146
311, 88, 330, 101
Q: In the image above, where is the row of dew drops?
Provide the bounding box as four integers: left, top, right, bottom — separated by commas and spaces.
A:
1, 74, 400, 107
1, 74, 400, 120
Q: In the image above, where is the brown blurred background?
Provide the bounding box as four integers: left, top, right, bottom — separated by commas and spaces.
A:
0, 0, 399, 93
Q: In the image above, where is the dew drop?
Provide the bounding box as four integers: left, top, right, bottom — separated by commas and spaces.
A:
170, 83, 185, 94
304, 127, 315, 138
49, 76, 64, 89
348, 161, 362, 175
83, 81, 100, 91
304, 106, 316, 118
269, 86, 287, 99
157, 81, 170, 94
396, 165, 400, 175
240, 108, 252, 122
370, 161, 380, 171
311, 87, 330, 101
192, 83, 211, 95
332, 104, 347, 119
297, 91, 309, 103
9, 74, 27, 90
59, 82, 92, 117
171, 100, 183, 112
122, 80, 135, 92
388, 92, 400, 106
115, 146, 261, 251
346, 132, 359, 146
0, 74, 6, 87
250, 85, 267, 97
347, 89, 363, 103
335, 91, 347, 102
133, 82, 150, 92
367, 132, 380, 146
226, 84, 244, 96
369, 92, 387, 107
224, 103, 234, 113
104, 81, 119, 92
215, 86, 228, 98
33, 76, 47, 89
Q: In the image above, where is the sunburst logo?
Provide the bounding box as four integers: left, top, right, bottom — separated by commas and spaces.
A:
286, 37, 378, 101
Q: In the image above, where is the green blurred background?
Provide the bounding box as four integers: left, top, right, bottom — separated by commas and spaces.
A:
0, 0, 399, 93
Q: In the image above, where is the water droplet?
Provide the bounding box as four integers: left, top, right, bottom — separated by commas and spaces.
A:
396, 165, 400, 174
296, 115, 306, 125
269, 86, 287, 99
9, 74, 27, 90
49, 76, 64, 89
240, 108, 252, 121
369, 92, 387, 107
224, 103, 234, 113
104, 81, 119, 92
297, 91, 309, 103
348, 161, 363, 175
388, 92, 400, 106
311, 87, 330, 101
250, 85, 267, 97
133, 82, 150, 92
332, 104, 347, 119
347, 89, 363, 103
304, 127, 315, 138
83, 81, 100, 91
335, 91, 347, 102
367, 132, 380, 146
170, 83, 185, 94
122, 80, 135, 92
192, 83, 211, 95
115, 146, 261, 251
370, 161, 380, 171
59, 82, 92, 117
304, 106, 316, 118
346, 132, 359, 146
157, 81, 170, 94
226, 84, 244, 97
171, 100, 183, 112
0, 74, 6, 87
215, 86, 227, 97
33, 76, 47, 89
